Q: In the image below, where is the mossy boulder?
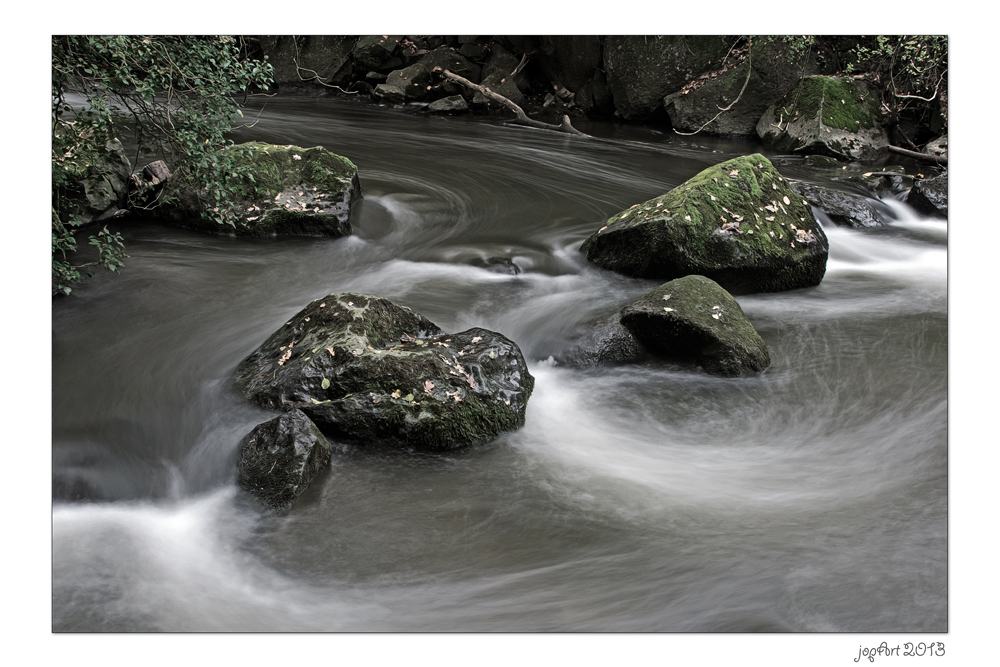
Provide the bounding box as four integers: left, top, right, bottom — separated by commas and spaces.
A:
756, 76, 888, 161
234, 293, 534, 451
663, 38, 818, 137
580, 154, 828, 294
906, 173, 948, 218
604, 35, 734, 119
237, 409, 332, 510
157, 142, 361, 238
619, 275, 770, 376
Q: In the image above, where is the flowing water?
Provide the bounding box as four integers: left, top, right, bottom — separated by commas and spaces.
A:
51, 96, 947, 632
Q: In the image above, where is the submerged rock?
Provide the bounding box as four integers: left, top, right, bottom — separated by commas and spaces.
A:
237, 409, 332, 510
756, 76, 888, 161
157, 142, 361, 237
234, 293, 534, 450
619, 275, 770, 376
580, 154, 828, 294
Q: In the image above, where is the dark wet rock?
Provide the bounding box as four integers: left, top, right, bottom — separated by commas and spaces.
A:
664, 38, 817, 137
156, 142, 360, 238
425, 95, 469, 114
386, 47, 480, 102
537, 36, 603, 94
557, 314, 645, 368
757, 76, 888, 161
468, 256, 520, 274
790, 181, 889, 228
923, 135, 948, 161
258, 36, 356, 86
619, 275, 770, 376
237, 409, 332, 510
235, 293, 534, 450
906, 172, 948, 218
473, 71, 526, 108
836, 166, 912, 199
373, 83, 406, 103
482, 42, 531, 93
581, 154, 828, 294
604, 35, 733, 119
352, 36, 403, 71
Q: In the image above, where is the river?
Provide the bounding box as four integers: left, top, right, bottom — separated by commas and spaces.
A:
51, 95, 947, 635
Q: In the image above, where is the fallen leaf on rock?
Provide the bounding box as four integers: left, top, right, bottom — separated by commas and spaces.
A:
663, 307, 675, 312
321, 378, 330, 389
472, 336, 482, 343
326, 348, 335, 357
391, 389, 401, 399
424, 380, 435, 394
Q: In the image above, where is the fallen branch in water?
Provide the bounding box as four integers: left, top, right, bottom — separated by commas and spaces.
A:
437, 68, 589, 137
887, 145, 947, 166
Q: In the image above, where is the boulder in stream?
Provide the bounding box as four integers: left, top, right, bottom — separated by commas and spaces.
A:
235, 293, 534, 450
157, 142, 361, 237
756, 76, 888, 161
237, 409, 332, 509
619, 275, 770, 376
580, 153, 828, 294
906, 172, 948, 218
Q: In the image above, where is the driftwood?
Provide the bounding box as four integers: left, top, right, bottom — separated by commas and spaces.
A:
888, 145, 947, 166
438, 68, 589, 137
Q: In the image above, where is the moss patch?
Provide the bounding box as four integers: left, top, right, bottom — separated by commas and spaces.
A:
581, 154, 828, 294
775, 76, 880, 131
620, 275, 770, 376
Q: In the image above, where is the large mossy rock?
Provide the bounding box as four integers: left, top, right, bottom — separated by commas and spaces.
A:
580, 154, 828, 294
756, 76, 888, 161
619, 275, 770, 377
663, 39, 817, 137
234, 293, 534, 450
604, 36, 734, 119
237, 409, 332, 510
158, 142, 360, 237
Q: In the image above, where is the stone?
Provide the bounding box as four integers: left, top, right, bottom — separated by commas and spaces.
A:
756, 76, 888, 161
619, 275, 770, 377
156, 142, 360, 238
425, 95, 469, 114
906, 172, 948, 218
237, 409, 332, 509
580, 154, 828, 294
56, 136, 133, 225
789, 181, 889, 228
664, 38, 818, 137
373, 83, 406, 103
604, 36, 734, 119
234, 293, 534, 451
923, 135, 948, 161
352, 35, 403, 71
257, 36, 356, 86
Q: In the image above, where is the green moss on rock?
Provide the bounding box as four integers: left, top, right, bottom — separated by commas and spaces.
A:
235, 293, 534, 450
619, 275, 770, 376
158, 142, 361, 237
581, 153, 828, 294
756, 76, 887, 161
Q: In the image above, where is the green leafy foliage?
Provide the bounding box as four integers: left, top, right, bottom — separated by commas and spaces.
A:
51, 35, 274, 295
845, 36, 948, 124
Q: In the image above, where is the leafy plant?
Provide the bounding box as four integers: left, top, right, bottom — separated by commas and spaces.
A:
845, 35, 948, 128
51, 35, 274, 295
